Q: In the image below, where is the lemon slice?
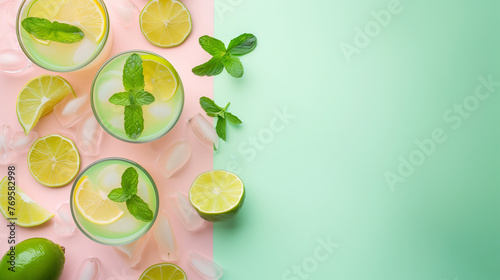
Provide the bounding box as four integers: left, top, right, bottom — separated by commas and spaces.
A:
139, 263, 186, 280
189, 170, 245, 222
75, 0, 106, 42
28, 134, 80, 187
0, 177, 54, 227
74, 175, 124, 225
17, 75, 75, 135
27, 0, 67, 45
139, 0, 192, 47
143, 59, 178, 101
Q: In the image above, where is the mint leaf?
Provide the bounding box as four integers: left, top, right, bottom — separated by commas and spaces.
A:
193, 33, 256, 77
124, 105, 144, 140
123, 53, 144, 92
192, 57, 224, 77
121, 167, 138, 195
107, 168, 153, 223
222, 54, 244, 78
109, 92, 131, 106
199, 98, 241, 143
199, 35, 226, 57
227, 33, 257, 55
200, 96, 223, 115
108, 188, 129, 202
226, 112, 242, 125
133, 90, 155, 106
21, 17, 84, 44
216, 116, 227, 141
126, 195, 154, 222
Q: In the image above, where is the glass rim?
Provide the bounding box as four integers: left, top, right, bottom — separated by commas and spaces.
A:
16, 0, 111, 73
70, 157, 159, 246
90, 49, 185, 144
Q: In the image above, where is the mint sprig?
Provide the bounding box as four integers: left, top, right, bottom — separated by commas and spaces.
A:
192, 33, 257, 78
108, 167, 153, 222
200, 97, 242, 142
109, 53, 155, 140
21, 17, 84, 44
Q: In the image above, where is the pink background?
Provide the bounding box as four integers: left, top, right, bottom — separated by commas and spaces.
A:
0, 0, 214, 279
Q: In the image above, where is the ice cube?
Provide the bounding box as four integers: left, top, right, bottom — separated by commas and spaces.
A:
9, 130, 38, 154
0, 125, 13, 165
145, 102, 173, 120
152, 211, 178, 261
76, 113, 103, 156
74, 257, 100, 280
187, 251, 223, 280
110, 0, 139, 28
188, 113, 219, 150
54, 95, 90, 128
73, 39, 97, 64
169, 192, 204, 231
155, 140, 191, 178
97, 77, 125, 113
108, 116, 124, 131
53, 203, 76, 236
97, 164, 126, 191
113, 232, 150, 267
0, 49, 31, 73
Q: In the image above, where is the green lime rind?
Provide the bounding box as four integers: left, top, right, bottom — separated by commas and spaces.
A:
195, 188, 245, 222
189, 170, 246, 222
0, 238, 65, 280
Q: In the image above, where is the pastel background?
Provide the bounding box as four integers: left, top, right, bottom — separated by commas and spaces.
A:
213, 0, 500, 280
2, 0, 500, 279
0, 0, 214, 279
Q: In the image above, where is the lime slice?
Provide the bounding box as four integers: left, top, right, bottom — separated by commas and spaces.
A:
74, 175, 124, 225
189, 170, 245, 222
0, 177, 54, 227
75, 0, 107, 42
17, 75, 75, 135
27, 134, 80, 187
143, 59, 178, 101
139, 0, 192, 47
27, 0, 67, 45
139, 263, 186, 280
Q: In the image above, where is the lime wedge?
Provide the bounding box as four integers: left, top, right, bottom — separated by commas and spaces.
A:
0, 177, 54, 227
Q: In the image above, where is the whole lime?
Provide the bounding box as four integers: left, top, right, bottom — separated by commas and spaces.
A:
0, 237, 65, 280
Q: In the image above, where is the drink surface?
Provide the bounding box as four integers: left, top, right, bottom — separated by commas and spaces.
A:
71, 158, 159, 245
17, 0, 109, 71
91, 51, 184, 143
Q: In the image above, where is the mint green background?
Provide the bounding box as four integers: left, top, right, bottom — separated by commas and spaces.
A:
214, 1, 500, 279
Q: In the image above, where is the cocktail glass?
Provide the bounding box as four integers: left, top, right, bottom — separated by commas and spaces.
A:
16, 0, 112, 72
70, 158, 159, 245
91, 50, 184, 143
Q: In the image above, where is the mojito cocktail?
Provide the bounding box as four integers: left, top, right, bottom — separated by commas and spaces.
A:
70, 158, 159, 245
16, 0, 111, 72
91, 50, 184, 143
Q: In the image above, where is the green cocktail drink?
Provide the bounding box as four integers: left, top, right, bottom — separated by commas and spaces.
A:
70, 158, 159, 245
16, 0, 111, 72
91, 50, 184, 143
